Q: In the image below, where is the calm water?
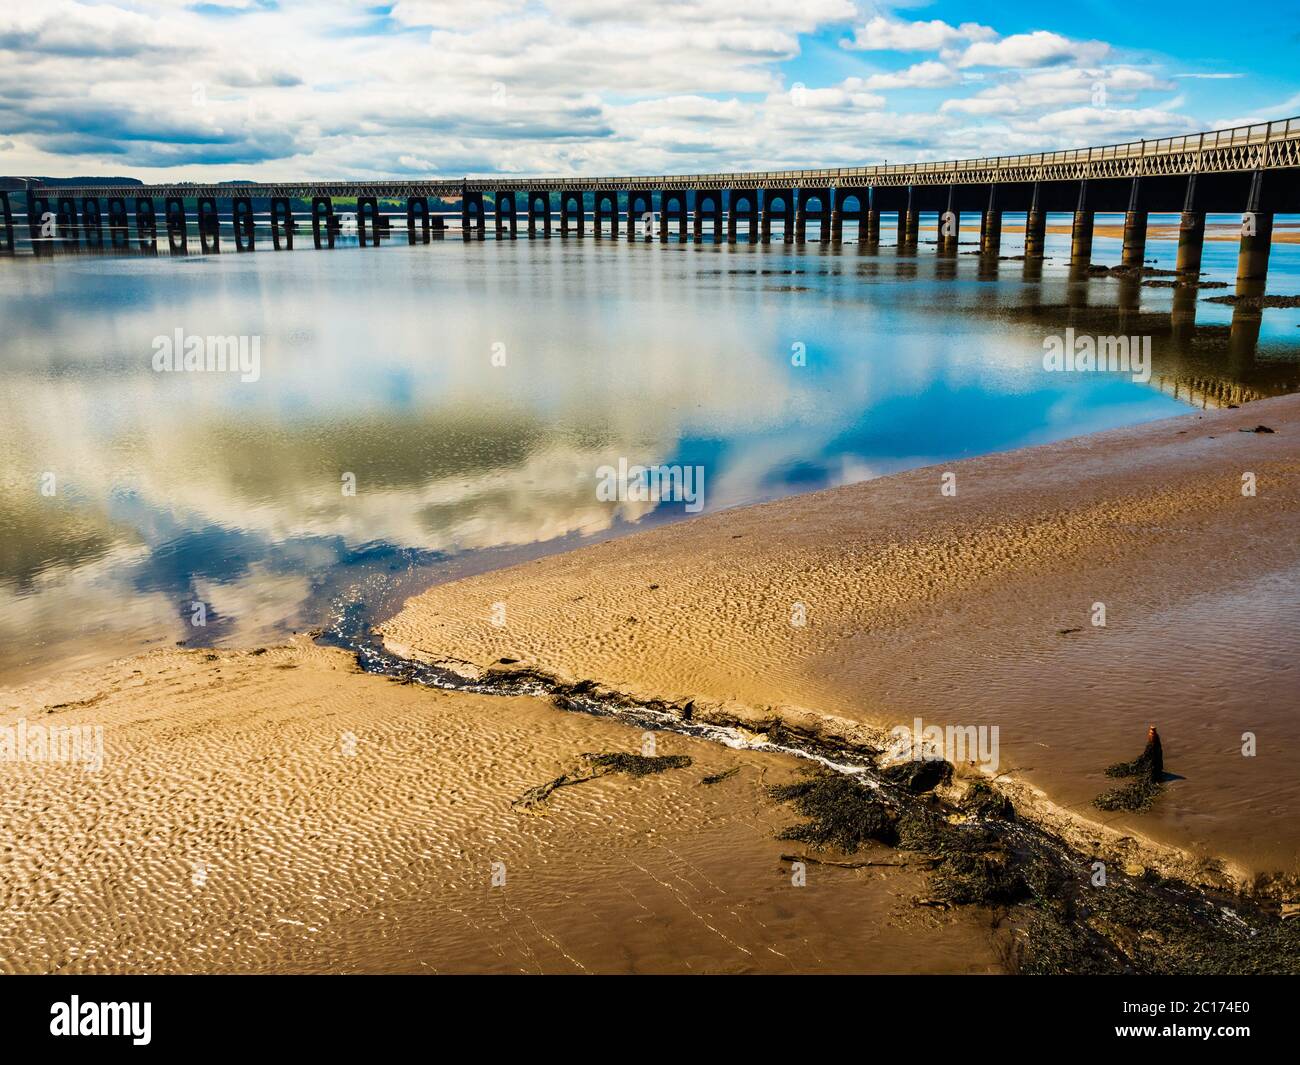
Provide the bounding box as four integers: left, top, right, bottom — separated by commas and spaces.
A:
3, 215, 1300, 682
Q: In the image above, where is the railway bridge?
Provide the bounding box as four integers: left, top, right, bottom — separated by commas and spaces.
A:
4, 116, 1300, 284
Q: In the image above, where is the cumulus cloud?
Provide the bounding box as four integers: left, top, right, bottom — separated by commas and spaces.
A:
0, 1, 1211, 178
843, 16, 995, 52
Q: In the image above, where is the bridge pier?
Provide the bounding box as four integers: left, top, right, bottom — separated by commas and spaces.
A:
28, 193, 52, 254
1237, 170, 1275, 284
197, 196, 220, 253
560, 191, 584, 238
727, 190, 757, 244
593, 190, 618, 239
135, 197, 157, 253
0, 191, 13, 254
461, 190, 485, 241
795, 188, 829, 243
164, 197, 187, 253
980, 185, 1001, 256
529, 192, 552, 239
761, 189, 793, 244
660, 191, 688, 242
75, 196, 96, 248
1121, 178, 1146, 268
694, 190, 722, 243
56, 197, 79, 249
356, 196, 381, 247
1070, 181, 1093, 266
107, 196, 129, 248
232, 197, 256, 251
312, 196, 334, 249
866, 207, 881, 245
1025, 184, 1046, 258
405, 196, 430, 244
937, 187, 958, 255
272, 197, 295, 250
627, 191, 654, 241
489, 192, 514, 240
1175, 175, 1205, 275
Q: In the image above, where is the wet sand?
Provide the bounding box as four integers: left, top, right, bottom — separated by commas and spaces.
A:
0, 640, 1002, 974
384, 393, 1300, 887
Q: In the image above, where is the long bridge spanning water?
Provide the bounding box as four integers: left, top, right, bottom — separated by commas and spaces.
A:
5, 116, 1300, 284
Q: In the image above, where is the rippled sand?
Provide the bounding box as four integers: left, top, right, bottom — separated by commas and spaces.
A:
384, 394, 1300, 884
0, 641, 1002, 974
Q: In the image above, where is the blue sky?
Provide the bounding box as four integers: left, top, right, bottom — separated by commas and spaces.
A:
1, 1, 1298, 179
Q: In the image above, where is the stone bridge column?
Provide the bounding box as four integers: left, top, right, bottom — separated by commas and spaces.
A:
627, 191, 654, 241
866, 190, 881, 245
1070, 180, 1094, 267
232, 196, 256, 251
1175, 174, 1205, 276
980, 185, 1001, 256
165, 196, 188, 253
726, 190, 757, 244
938, 186, 959, 255
490, 192, 515, 240
197, 196, 220, 253
693, 190, 722, 243
135, 197, 157, 253
560, 191, 584, 238
461, 189, 485, 241
107, 197, 129, 248
902, 187, 919, 248
1237, 169, 1275, 284
311, 196, 335, 249
1121, 178, 1147, 268
1025, 183, 1046, 258
529, 192, 552, 239
272, 197, 296, 250
761, 189, 793, 244
0, 190, 14, 254
74, 196, 95, 248
27, 192, 53, 254
357, 196, 381, 247
660, 191, 688, 242
56, 196, 79, 249
593, 190, 618, 238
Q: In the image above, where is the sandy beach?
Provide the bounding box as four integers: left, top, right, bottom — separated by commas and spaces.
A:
5, 395, 1299, 974
384, 393, 1300, 887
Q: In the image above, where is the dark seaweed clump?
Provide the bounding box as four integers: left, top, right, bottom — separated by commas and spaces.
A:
960, 780, 1015, 820
583, 752, 692, 776
880, 758, 952, 793
1094, 729, 1164, 812
897, 807, 1029, 906
768, 774, 899, 849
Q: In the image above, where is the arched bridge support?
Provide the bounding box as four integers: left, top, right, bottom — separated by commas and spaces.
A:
271, 197, 295, 250
135, 197, 157, 253
82, 198, 103, 249
796, 188, 830, 243
232, 196, 255, 252
56, 196, 79, 249
660, 190, 688, 242
197, 196, 220, 254
312, 196, 335, 249
560, 191, 584, 238
0, 191, 14, 254
107, 197, 129, 249
832, 188, 868, 243
761, 189, 793, 244
727, 189, 757, 244
407, 196, 431, 244
495, 191, 518, 240
594, 190, 619, 238
461, 190, 485, 241
694, 190, 722, 243
627, 191, 655, 241
28, 193, 53, 255
165, 197, 188, 254
528, 191, 552, 238
357, 196, 381, 247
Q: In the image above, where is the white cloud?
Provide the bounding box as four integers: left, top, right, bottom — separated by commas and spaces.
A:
862, 61, 959, 89
843, 16, 995, 52
956, 31, 1109, 69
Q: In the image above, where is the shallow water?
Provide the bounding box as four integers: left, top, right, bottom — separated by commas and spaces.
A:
3, 215, 1299, 683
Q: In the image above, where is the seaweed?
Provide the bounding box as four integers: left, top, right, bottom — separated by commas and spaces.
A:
1094, 727, 1165, 811
513, 751, 692, 810
880, 758, 953, 793
701, 766, 740, 786
766, 773, 899, 849
960, 780, 1015, 821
